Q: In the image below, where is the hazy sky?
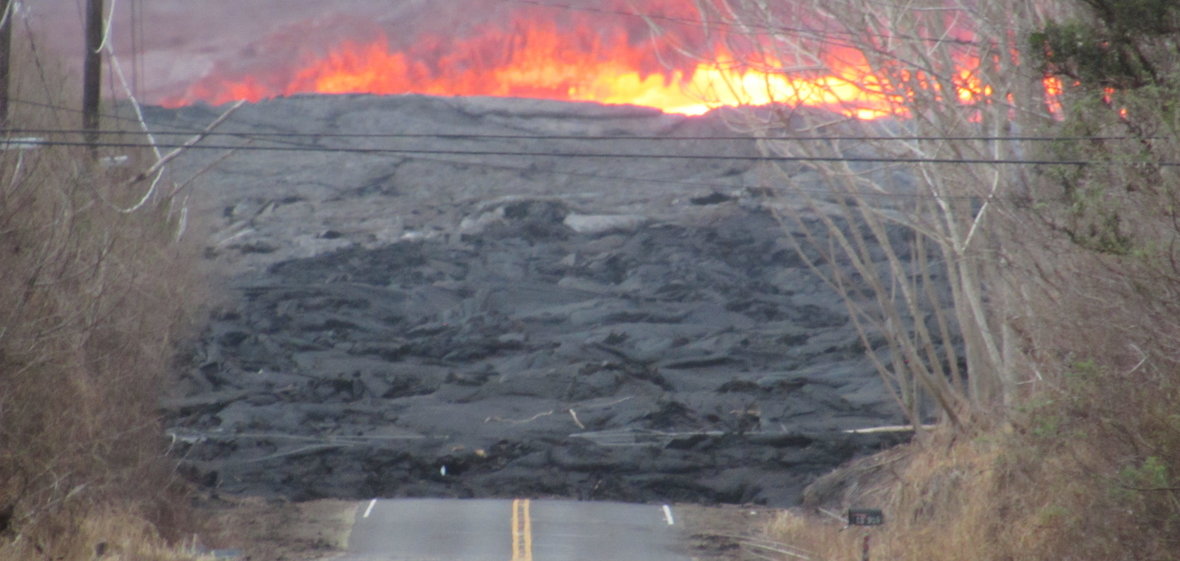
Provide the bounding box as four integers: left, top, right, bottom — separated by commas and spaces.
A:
27, 0, 438, 100
22, 1, 711, 106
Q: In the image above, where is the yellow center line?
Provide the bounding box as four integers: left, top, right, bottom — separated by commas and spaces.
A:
510, 498, 533, 561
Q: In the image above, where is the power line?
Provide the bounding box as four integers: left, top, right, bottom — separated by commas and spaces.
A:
2, 98, 1158, 151
9, 95, 1169, 177
0, 123, 1050, 203
13, 135, 1021, 203
0, 122, 1080, 204
12, 137, 1174, 168
1, 92, 1161, 166
4, 125, 1170, 144
6, 113, 1170, 144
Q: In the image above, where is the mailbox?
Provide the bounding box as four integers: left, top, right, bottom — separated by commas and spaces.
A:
847, 508, 884, 526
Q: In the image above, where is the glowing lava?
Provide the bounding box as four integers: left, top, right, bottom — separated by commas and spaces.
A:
162, 16, 982, 119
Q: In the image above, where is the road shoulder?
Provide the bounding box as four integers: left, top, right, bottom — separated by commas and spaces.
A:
675, 503, 786, 561
196, 496, 357, 561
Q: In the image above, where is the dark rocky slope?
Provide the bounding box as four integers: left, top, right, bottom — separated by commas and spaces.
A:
154, 95, 915, 506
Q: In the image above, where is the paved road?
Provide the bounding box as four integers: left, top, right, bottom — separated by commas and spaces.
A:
343, 499, 690, 561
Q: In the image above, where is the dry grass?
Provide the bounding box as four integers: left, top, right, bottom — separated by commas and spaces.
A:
187, 497, 356, 561
765, 371, 1180, 561
763, 272, 1180, 561
5, 507, 205, 561
0, 31, 210, 561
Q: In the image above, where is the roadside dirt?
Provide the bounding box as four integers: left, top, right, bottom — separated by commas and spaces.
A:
197, 496, 356, 561
676, 504, 788, 561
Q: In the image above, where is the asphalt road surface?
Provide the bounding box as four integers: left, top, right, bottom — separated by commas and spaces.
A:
343, 499, 690, 561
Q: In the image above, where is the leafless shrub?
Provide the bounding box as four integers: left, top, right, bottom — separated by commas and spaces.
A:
0, 28, 206, 561
657, 0, 1071, 429
686, 0, 1180, 558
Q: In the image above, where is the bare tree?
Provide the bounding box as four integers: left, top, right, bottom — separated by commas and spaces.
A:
667, 0, 1066, 429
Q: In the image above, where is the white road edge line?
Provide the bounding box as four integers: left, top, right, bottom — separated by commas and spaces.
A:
363, 499, 377, 519
662, 504, 675, 526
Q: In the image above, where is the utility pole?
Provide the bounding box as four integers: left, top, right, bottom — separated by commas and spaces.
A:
0, 0, 13, 126
82, 0, 103, 149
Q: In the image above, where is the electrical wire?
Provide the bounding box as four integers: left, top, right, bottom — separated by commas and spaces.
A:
4, 102, 1169, 174
7, 127, 1172, 144
0, 125, 1105, 204
0, 126, 1035, 202
9, 137, 1172, 168
7, 125, 1172, 144
2, 100, 1164, 145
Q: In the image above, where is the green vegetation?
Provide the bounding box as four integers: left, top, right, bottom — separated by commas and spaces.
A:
0, 36, 207, 561
1030, 0, 1179, 90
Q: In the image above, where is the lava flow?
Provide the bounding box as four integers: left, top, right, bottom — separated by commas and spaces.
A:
161, 9, 965, 119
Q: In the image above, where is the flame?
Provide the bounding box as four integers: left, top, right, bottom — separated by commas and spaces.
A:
1043, 76, 1065, 115
160, 15, 1020, 119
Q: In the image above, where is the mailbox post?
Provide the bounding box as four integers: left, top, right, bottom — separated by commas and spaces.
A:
847, 509, 884, 561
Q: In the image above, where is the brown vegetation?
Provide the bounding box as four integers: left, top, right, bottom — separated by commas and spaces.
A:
0, 35, 207, 561
4, 1, 1179, 559
684, 0, 1180, 559
762, 371, 1180, 560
